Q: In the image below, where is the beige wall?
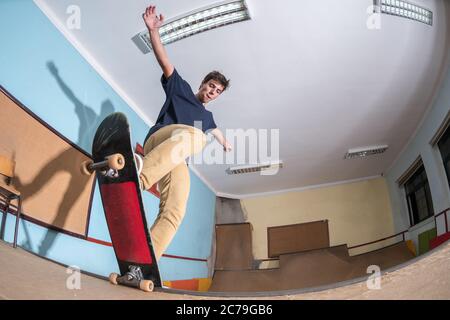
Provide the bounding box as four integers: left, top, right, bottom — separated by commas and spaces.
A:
240, 177, 397, 259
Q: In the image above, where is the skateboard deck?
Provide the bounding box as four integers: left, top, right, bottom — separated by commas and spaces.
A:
84, 112, 161, 292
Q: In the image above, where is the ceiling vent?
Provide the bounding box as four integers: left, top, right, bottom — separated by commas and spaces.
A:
344, 145, 388, 159
227, 161, 283, 175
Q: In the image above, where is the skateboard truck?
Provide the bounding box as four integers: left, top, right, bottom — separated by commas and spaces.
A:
109, 266, 155, 292
80, 153, 125, 176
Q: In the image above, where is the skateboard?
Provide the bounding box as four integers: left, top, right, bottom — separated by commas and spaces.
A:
81, 112, 161, 292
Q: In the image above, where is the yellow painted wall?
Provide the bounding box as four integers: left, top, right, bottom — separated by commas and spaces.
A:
240, 177, 396, 259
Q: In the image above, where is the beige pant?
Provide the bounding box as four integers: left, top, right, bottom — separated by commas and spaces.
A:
139, 124, 207, 261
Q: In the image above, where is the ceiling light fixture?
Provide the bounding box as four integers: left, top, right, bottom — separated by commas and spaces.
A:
133, 0, 251, 53
227, 161, 283, 175
374, 0, 433, 26
344, 145, 389, 159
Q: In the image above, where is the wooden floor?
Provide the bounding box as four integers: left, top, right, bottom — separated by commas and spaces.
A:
0, 240, 449, 300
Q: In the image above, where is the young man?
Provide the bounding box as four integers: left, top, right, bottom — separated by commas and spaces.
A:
140, 5, 231, 261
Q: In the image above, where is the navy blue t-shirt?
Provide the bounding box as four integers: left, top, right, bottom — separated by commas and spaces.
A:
144, 69, 217, 143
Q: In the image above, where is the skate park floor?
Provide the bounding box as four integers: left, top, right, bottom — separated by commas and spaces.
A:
0, 240, 449, 300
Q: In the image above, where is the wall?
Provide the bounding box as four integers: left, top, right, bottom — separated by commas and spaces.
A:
216, 197, 247, 225
385, 22, 450, 253
241, 177, 396, 259
0, 0, 216, 281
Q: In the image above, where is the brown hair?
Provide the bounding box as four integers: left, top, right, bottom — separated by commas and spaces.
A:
200, 71, 230, 91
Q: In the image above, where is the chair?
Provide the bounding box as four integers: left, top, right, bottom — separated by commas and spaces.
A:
0, 155, 22, 248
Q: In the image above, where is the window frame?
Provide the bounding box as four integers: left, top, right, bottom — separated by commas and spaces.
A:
437, 124, 450, 190
404, 165, 434, 226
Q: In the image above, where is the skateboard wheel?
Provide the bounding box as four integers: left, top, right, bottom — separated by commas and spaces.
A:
139, 280, 154, 292
106, 154, 125, 171
80, 160, 93, 176
109, 273, 119, 285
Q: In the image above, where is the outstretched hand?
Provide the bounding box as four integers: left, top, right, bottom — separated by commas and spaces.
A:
143, 5, 164, 31
223, 140, 232, 152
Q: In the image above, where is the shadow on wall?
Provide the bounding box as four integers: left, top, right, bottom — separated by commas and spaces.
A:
47, 61, 115, 151
8, 62, 116, 256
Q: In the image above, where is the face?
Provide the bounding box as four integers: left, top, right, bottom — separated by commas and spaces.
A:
197, 80, 224, 104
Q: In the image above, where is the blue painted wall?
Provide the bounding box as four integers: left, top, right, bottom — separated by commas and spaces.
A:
0, 0, 216, 281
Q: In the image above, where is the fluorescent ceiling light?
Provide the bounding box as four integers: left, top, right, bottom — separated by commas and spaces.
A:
227, 161, 283, 175
344, 145, 389, 159
133, 0, 251, 53
376, 0, 433, 26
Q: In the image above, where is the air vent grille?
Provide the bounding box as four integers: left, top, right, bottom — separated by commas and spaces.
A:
345, 145, 388, 159
227, 161, 283, 175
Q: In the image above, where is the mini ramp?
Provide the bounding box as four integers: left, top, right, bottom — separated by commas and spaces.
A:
210, 223, 416, 293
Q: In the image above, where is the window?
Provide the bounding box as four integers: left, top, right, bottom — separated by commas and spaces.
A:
404, 165, 434, 226
437, 125, 450, 189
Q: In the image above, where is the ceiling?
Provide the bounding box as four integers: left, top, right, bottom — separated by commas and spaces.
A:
34, 0, 450, 198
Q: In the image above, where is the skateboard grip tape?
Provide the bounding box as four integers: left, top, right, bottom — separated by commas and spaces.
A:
101, 182, 153, 264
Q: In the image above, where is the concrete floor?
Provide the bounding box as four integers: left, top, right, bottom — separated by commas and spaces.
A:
0, 240, 449, 300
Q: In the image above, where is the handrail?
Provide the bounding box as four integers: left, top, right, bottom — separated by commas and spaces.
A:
434, 208, 449, 234
260, 208, 450, 258
348, 230, 408, 250
349, 208, 450, 251
435, 208, 449, 217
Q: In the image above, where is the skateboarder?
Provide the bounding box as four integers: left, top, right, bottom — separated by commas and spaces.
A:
139, 5, 232, 261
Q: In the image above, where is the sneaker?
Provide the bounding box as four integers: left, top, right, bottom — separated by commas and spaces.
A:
127, 265, 144, 280
117, 265, 144, 287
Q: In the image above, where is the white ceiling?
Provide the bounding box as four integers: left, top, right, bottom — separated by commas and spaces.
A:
35, 0, 450, 198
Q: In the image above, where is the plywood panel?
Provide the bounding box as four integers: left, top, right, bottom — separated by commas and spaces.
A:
268, 220, 329, 258
0, 88, 95, 236
215, 223, 253, 270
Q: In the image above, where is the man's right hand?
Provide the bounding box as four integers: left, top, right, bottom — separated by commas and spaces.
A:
143, 5, 164, 31
142, 5, 174, 79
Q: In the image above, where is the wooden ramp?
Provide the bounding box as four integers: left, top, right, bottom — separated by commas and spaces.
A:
278, 245, 355, 289
210, 241, 416, 292
209, 269, 282, 292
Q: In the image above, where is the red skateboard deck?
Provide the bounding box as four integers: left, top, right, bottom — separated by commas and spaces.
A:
86, 112, 161, 291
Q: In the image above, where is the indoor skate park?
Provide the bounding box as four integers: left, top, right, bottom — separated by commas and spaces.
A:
1, 0, 450, 300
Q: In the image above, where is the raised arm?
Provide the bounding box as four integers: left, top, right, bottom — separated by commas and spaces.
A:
142, 5, 174, 79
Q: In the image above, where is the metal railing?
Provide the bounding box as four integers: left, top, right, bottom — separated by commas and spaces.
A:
349, 208, 450, 251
